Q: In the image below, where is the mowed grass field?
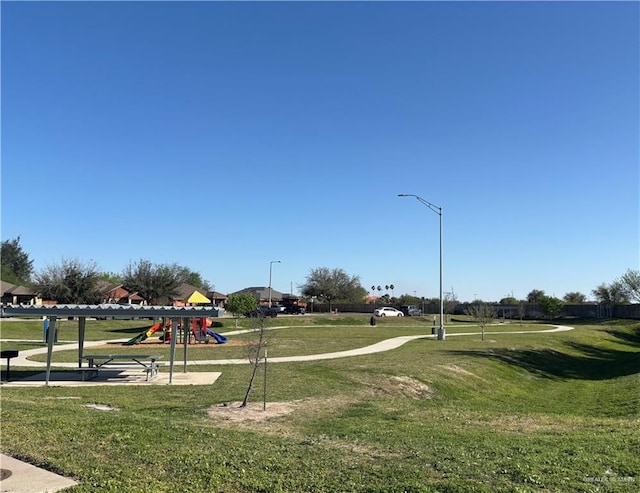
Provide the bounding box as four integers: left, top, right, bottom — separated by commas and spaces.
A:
1, 315, 638, 492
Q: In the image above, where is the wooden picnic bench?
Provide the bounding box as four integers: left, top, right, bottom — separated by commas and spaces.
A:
79, 354, 163, 381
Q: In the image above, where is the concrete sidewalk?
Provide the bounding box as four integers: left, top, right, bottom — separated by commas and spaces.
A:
0, 453, 78, 493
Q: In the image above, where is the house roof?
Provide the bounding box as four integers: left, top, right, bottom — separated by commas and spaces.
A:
174, 283, 210, 303
1, 281, 17, 294
206, 290, 228, 300
96, 280, 123, 294
229, 286, 286, 301
1, 281, 36, 296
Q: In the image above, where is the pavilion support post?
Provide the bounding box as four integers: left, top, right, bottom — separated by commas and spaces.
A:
78, 317, 86, 368
183, 318, 189, 373
169, 317, 178, 384
45, 316, 57, 386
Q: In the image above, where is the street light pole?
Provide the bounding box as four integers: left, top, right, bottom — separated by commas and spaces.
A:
398, 194, 445, 340
268, 260, 281, 307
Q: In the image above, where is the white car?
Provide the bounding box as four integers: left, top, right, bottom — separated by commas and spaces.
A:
374, 307, 404, 317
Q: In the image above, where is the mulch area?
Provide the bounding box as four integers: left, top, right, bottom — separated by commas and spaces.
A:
95, 338, 247, 349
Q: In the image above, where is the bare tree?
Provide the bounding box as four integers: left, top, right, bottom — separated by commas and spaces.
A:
619, 269, 640, 302
465, 302, 497, 341
241, 317, 269, 408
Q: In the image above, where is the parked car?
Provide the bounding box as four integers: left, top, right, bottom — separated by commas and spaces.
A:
272, 304, 286, 313
373, 307, 404, 317
400, 305, 423, 316
245, 305, 279, 318
284, 304, 306, 315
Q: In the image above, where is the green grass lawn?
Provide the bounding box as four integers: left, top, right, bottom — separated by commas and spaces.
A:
1, 316, 638, 492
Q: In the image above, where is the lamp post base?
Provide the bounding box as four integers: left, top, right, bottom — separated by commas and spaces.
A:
437, 327, 446, 340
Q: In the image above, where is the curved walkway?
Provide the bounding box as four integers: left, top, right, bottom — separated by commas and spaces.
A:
5, 324, 574, 368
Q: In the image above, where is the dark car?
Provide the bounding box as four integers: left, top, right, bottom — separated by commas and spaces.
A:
245, 305, 279, 318
284, 305, 306, 315
400, 305, 423, 316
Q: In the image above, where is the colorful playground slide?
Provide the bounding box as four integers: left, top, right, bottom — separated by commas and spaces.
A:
123, 323, 164, 346
206, 329, 227, 344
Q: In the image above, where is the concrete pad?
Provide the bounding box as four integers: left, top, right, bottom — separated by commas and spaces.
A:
1, 370, 221, 387
0, 453, 78, 493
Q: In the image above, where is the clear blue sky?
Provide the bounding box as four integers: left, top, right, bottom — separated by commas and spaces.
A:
2, 1, 638, 303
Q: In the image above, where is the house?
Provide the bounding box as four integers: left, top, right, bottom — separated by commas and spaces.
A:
1, 281, 41, 305
229, 287, 302, 306
96, 281, 146, 305
172, 283, 213, 306
206, 290, 228, 307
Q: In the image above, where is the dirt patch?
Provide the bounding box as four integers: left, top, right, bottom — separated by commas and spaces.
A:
440, 364, 486, 381
207, 396, 355, 429
359, 375, 432, 399
207, 400, 303, 423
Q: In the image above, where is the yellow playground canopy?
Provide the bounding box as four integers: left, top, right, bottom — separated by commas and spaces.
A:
186, 290, 211, 304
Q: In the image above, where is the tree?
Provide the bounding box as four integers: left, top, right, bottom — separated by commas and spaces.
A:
499, 296, 519, 305
592, 280, 629, 318
619, 269, 640, 302
35, 258, 102, 304
122, 259, 185, 305
300, 267, 366, 305
444, 290, 458, 322
99, 271, 123, 285
538, 295, 564, 320
591, 282, 629, 304
175, 266, 212, 291
1, 236, 34, 284
226, 293, 257, 328
241, 317, 269, 408
526, 289, 546, 303
465, 302, 497, 341
563, 292, 586, 304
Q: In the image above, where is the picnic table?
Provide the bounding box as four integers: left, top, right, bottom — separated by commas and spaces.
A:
79, 354, 163, 381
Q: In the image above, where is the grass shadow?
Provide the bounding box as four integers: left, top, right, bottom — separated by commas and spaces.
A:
447, 339, 640, 381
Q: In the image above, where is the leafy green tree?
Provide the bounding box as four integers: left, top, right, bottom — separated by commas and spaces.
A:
176, 266, 212, 291
35, 258, 102, 304
122, 259, 185, 305
1, 236, 34, 284
563, 292, 586, 304
99, 271, 123, 285
619, 269, 640, 302
526, 289, 546, 303
300, 267, 366, 305
226, 293, 257, 328
538, 295, 564, 320
465, 302, 497, 341
499, 296, 519, 305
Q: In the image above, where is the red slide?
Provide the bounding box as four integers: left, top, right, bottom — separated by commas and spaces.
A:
124, 323, 164, 345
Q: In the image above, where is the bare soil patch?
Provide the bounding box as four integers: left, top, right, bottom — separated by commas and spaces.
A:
356, 374, 432, 399
207, 400, 303, 423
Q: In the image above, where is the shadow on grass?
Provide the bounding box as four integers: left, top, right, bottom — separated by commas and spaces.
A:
448, 339, 640, 381
605, 326, 640, 347
104, 325, 155, 335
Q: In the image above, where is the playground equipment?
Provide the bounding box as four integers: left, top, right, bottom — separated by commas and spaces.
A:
124, 322, 164, 345
123, 318, 227, 345
207, 329, 227, 344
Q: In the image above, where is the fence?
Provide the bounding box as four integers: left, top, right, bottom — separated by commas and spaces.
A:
308, 302, 640, 319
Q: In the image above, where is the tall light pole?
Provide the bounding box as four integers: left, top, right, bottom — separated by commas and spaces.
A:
398, 194, 445, 340
268, 260, 281, 307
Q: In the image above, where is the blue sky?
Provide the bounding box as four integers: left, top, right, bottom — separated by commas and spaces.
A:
2, 1, 638, 302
